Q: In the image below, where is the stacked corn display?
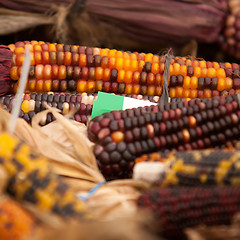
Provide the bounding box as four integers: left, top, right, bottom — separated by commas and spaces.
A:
88, 94, 240, 178
8, 41, 240, 98
0, 132, 86, 218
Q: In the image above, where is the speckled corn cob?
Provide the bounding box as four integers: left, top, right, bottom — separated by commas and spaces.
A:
0, 92, 165, 125
136, 149, 240, 187
0, 133, 85, 218
9, 41, 240, 97
138, 186, 240, 239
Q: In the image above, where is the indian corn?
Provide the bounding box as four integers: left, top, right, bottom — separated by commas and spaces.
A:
0, 92, 164, 125
136, 149, 240, 187
88, 95, 240, 178
138, 186, 240, 239
8, 41, 240, 97
0, 133, 85, 218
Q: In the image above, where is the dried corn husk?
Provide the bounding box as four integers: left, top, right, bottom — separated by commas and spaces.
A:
31, 214, 160, 240
0, 105, 149, 222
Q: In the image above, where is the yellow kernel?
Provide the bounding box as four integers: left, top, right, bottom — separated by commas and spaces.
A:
21, 100, 30, 113
165, 171, 179, 185
200, 174, 207, 183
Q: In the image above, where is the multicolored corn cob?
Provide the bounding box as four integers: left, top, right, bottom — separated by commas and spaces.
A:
136, 149, 240, 187
88, 94, 240, 179
138, 187, 240, 239
0, 133, 86, 218
0, 92, 95, 125
0, 92, 165, 125
8, 41, 240, 97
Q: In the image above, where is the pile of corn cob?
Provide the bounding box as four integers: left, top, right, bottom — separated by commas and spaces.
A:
2, 41, 240, 240
0, 40, 240, 126
134, 149, 240, 239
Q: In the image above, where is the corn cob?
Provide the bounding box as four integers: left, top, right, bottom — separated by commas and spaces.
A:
0, 133, 85, 218
88, 94, 240, 178
136, 149, 240, 187
0, 92, 165, 125
138, 186, 240, 239
219, 0, 240, 58
8, 41, 240, 97
0, 198, 36, 240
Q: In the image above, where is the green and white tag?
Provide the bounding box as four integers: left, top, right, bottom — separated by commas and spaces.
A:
91, 92, 157, 119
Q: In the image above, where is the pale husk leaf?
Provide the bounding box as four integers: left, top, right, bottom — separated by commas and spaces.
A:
0, 107, 105, 189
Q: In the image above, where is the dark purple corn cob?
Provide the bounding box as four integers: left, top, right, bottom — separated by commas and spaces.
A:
88, 95, 240, 179
138, 187, 240, 239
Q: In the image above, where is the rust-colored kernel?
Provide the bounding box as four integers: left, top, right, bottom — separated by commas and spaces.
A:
111, 131, 124, 143
189, 89, 197, 98
52, 80, 59, 91
182, 89, 190, 98
182, 129, 190, 142
103, 68, 111, 81
189, 116, 197, 128
132, 84, 140, 95
56, 51, 64, 65
10, 66, 19, 81
42, 51, 50, 64
204, 89, 212, 98
43, 65, 51, 79
64, 52, 72, 66
72, 53, 79, 66
28, 79, 36, 92
36, 80, 44, 92
15, 54, 24, 66
35, 64, 44, 80
51, 64, 58, 80
49, 51, 57, 65
101, 56, 109, 68
34, 51, 42, 65
58, 65, 66, 80
79, 54, 87, 67
176, 87, 183, 98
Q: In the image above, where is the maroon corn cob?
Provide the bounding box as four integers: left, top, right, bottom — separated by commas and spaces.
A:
138, 186, 240, 239
88, 94, 240, 179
